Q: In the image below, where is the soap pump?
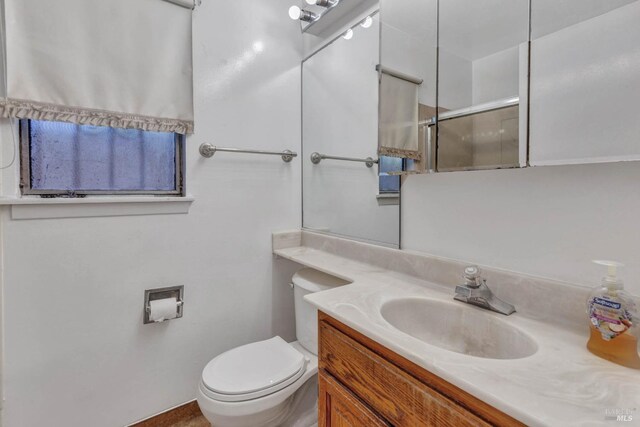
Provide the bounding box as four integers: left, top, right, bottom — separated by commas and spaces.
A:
586, 260, 640, 369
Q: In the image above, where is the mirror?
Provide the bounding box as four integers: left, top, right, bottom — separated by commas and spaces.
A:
378, 0, 640, 172
302, 8, 401, 248
378, 0, 529, 173
529, 0, 640, 166
379, 0, 438, 174
436, 0, 529, 172
301, 0, 640, 248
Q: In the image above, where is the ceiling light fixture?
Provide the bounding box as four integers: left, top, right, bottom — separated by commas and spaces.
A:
288, 5, 318, 22
360, 15, 373, 28
305, 0, 339, 7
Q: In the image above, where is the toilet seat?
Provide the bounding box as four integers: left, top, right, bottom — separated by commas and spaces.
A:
201, 336, 308, 403
197, 341, 319, 426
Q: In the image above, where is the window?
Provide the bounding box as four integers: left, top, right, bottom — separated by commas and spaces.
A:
20, 120, 184, 196
378, 156, 403, 194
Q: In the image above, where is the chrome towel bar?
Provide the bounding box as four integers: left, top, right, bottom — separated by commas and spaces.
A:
310, 152, 378, 168
199, 143, 297, 163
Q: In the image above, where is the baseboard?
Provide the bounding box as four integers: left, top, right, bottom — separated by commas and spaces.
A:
129, 400, 204, 427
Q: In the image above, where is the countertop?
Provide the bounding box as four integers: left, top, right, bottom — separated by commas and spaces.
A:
273, 232, 640, 427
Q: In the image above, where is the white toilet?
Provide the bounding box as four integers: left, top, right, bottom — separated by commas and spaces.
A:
197, 268, 348, 427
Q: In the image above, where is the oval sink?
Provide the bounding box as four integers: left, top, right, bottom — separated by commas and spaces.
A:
380, 298, 537, 360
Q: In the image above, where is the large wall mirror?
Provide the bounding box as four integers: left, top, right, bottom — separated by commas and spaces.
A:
379, 0, 640, 172
302, 0, 640, 248
302, 5, 402, 248
379, 0, 529, 173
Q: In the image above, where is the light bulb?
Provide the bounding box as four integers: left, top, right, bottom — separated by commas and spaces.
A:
289, 5, 318, 22
361, 16, 373, 28
343, 28, 354, 40
305, 0, 316, 4
288, 5, 302, 20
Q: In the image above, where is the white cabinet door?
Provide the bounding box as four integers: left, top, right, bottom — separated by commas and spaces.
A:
529, 1, 640, 166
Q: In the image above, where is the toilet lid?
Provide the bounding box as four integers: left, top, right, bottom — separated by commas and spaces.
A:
293, 268, 350, 293
202, 336, 306, 399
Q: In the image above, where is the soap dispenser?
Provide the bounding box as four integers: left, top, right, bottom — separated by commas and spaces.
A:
586, 260, 640, 369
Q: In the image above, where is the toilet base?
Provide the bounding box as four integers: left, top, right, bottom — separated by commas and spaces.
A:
280, 376, 318, 427
198, 375, 317, 427
197, 341, 318, 427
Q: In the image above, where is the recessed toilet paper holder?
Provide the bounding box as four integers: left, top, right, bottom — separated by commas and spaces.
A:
144, 285, 184, 324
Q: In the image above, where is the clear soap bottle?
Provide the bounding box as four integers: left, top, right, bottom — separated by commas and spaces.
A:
586, 261, 640, 369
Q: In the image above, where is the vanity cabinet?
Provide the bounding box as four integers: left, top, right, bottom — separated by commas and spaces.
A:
319, 371, 389, 427
318, 311, 524, 427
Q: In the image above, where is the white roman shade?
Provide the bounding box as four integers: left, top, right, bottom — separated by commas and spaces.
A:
378, 70, 421, 160
0, 0, 194, 134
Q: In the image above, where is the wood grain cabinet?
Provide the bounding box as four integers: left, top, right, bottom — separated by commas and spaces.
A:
319, 371, 389, 427
318, 312, 525, 427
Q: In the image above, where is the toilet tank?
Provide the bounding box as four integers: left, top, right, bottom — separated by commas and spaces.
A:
292, 268, 349, 355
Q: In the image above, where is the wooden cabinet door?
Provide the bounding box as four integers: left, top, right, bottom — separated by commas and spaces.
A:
319, 312, 523, 427
319, 370, 388, 427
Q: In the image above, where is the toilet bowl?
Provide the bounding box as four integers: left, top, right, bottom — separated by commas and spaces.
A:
197, 268, 348, 427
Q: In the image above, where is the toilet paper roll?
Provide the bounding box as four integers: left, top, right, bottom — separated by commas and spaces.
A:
149, 297, 179, 323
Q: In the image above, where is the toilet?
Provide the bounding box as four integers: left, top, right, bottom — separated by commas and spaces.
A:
197, 268, 348, 427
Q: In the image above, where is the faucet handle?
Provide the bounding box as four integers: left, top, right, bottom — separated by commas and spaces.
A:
464, 265, 483, 288
464, 265, 480, 279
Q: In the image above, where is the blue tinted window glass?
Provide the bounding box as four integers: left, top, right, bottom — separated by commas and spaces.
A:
379, 156, 402, 193
29, 120, 177, 192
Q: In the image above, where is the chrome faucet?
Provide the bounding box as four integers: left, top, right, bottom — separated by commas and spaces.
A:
454, 266, 515, 315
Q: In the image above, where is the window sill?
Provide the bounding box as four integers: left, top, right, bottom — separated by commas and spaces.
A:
0, 196, 194, 220
376, 193, 399, 206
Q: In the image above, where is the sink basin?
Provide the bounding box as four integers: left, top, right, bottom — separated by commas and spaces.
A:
380, 298, 537, 360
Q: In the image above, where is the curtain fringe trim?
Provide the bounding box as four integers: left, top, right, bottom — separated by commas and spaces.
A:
378, 146, 422, 161
0, 99, 194, 134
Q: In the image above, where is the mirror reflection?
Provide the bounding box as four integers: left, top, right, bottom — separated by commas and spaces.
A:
436, 0, 529, 171
301, 0, 640, 249
302, 9, 401, 248
379, 0, 437, 174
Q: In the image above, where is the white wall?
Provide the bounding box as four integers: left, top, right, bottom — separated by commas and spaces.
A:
441, 35, 524, 111
380, 0, 437, 106
437, 0, 528, 62
0, 1, 303, 426
303, 16, 399, 247
470, 44, 528, 167
437, 0, 528, 111
472, 46, 519, 105
438, 51, 473, 111
402, 161, 640, 295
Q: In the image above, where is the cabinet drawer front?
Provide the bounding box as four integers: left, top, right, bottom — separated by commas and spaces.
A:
319, 370, 389, 427
320, 321, 491, 427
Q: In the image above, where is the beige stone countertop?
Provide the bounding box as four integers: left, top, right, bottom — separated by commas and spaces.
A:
273, 231, 640, 427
